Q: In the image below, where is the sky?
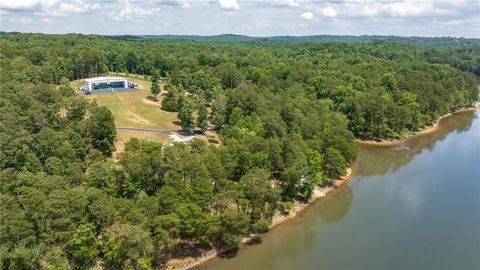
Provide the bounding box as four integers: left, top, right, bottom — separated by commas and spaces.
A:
0, 0, 479, 38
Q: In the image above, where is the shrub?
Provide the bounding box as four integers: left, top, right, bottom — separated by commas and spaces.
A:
252, 218, 270, 234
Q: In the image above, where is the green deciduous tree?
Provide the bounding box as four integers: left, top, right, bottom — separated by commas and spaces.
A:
323, 147, 347, 179
161, 85, 180, 112
66, 223, 97, 270
178, 97, 195, 134
220, 210, 250, 250
150, 69, 160, 97
43, 247, 70, 270
86, 106, 116, 155
101, 223, 153, 270
197, 103, 209, 132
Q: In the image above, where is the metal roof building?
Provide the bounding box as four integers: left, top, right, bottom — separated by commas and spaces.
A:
83, 76, 129, 91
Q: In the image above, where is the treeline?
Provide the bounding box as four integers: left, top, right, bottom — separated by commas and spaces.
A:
0, 32, 478, 269
111, 34, 480, 47
2, 32, 478, 138
423, 44, 480, 76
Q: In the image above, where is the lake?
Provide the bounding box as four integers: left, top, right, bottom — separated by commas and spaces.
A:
197, 109, 480, 270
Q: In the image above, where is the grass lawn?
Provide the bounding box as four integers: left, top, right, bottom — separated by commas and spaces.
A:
72, 74, 176, 130
71, 74, 177, 154
87, 90, 178, 130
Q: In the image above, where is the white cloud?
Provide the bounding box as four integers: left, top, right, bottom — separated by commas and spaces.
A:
7, 16, 32, 24
0, 0, 59, 10
384, 1, 431, 17
268, 0, 300, 7
337, 0, 450, 19
0, 0, 101, 17
256, 20, 271, 27
321, 6, 337, 18
0, 0, 479, 37
110, 0, 161, 22
41, 1, 101, 16
300, 11, 314, 20
153, 0, 190, 8
359, 5, 379, 18
219, 0, 239, 11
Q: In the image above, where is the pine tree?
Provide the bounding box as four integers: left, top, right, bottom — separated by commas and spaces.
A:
197, 104, 209, 132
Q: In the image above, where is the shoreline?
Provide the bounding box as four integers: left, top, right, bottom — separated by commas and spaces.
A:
355, 104, 479, 146
168, 168, 354, 270
168, 104, 479, 269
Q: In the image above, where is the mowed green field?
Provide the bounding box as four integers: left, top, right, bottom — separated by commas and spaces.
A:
87, 90, 178, 130
71, 75, 177, 151
72, 74, 177, 130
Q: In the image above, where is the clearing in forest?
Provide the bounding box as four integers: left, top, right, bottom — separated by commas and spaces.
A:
71, 74, 177, 150
71, 74, 219, 155
72, 74, 177, 130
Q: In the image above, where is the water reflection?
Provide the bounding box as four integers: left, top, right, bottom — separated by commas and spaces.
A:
357, 111, 476, 177
196, 110, 479, 270
315, 185, 353, 223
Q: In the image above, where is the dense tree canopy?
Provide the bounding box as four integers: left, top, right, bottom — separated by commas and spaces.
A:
0, 32, 478, 269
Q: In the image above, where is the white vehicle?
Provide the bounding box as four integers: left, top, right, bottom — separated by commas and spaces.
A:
128, 81, 138, 89
80, 85, 92, 94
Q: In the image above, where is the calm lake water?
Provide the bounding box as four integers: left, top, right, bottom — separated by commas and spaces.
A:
197, 110, 480, 270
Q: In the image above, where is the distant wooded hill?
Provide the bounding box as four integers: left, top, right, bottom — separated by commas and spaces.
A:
107, 33, 480, 47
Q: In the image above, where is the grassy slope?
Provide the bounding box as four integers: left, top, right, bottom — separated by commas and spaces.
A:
71, 74, 177, 152
87, 91, 178, 130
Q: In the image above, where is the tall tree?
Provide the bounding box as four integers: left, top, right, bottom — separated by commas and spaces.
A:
66, 223, 97, 270
197, 103, 209, 132
161, 84, 180, 112
178, 97, 195, 134
86, 106, 116, 155
150, 69, 160, 98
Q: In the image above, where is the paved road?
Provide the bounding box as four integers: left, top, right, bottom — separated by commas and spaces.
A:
116, 127, 215, 135
116, 127, 175, 135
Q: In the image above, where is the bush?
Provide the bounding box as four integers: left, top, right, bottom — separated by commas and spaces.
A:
283, 201, 294, 214
320, 178, 333, 186
161, 96, 178, 112
222, 233, 241, 250
252, 218, 270, 234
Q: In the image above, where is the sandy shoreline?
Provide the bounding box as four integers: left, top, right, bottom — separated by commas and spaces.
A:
269, 168, 353, 229
167, 104, 479, 269
356, 105, 479, 146
168, 168, 354, 270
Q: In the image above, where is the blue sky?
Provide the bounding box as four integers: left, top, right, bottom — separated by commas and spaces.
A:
1, 0, 479, 37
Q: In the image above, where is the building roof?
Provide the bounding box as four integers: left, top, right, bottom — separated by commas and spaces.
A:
84, 76, 126, 83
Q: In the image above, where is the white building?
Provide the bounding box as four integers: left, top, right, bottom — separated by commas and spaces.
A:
83, 76, 136, 92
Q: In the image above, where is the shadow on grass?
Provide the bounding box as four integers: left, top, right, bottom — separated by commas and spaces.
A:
146, 96, 159, 102
208, 138, 220, 144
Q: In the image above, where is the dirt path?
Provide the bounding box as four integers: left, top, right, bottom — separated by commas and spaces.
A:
116, 127, 174, 134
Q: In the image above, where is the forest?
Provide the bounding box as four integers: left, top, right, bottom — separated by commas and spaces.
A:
0, 32, 478, 269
